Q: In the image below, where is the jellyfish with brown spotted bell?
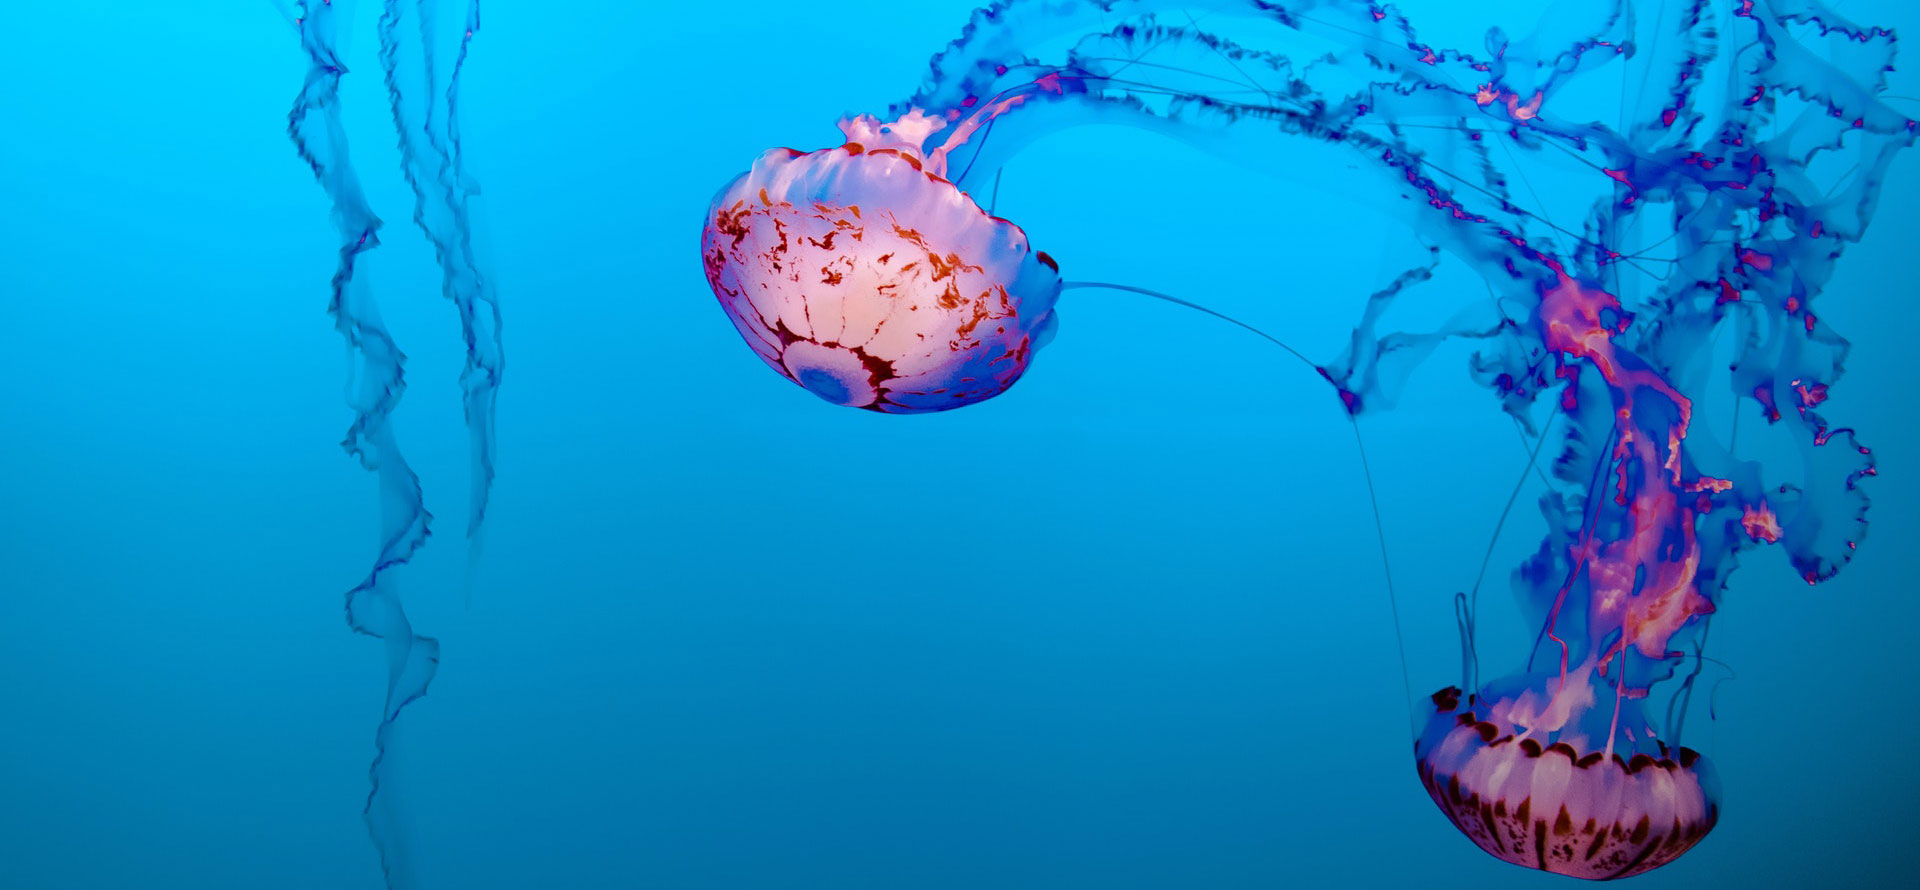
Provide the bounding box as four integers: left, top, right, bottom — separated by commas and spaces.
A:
701, 109, 1063, 414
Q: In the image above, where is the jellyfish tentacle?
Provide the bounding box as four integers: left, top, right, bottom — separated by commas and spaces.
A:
1451, 592, 1477, 700
1345, 415, 1416, 729
1460, 409, 1559, 695
379, 0, 504, 539
1058, 281, 1315, 369
286, 3, 460, 887
1058, 276, 1458, 730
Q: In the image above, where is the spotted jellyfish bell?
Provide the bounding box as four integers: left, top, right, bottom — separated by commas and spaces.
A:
701, 110, 1063, 413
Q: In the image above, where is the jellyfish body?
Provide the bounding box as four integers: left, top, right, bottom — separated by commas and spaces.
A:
1397, 260, 1728, 879
701, 111, 1061, 412
1415, 673, 1719, 879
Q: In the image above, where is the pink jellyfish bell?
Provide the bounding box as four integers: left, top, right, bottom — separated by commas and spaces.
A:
1415, 670, 1721, 879
701, 110, 1062, 412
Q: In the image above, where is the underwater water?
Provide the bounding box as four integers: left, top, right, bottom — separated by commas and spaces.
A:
3, 0, 1916, 887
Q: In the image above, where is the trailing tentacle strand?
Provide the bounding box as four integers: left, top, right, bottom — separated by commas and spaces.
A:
379, 0, 504, 538
286, 3, 444, 887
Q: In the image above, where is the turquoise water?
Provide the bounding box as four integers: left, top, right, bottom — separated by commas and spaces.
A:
3, 1, 1914, 887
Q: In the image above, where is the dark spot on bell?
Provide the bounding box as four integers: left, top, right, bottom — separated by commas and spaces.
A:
1520, 739, 1542, 757
1575, 751, 1604, 768
1628, 753, 1656, 774
1035, 250, 1058, 272
1678, 747, 1701, 768
1546, 742, 1578, 760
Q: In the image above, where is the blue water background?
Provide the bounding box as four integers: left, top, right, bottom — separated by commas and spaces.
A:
3, 1, 1914, 887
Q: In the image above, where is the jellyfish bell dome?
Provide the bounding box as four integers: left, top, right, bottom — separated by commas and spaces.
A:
1415, 669, 1720, 880
700, 110, 1063, 413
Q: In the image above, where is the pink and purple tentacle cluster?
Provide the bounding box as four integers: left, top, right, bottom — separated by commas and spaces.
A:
701, 0, 1912, 878
887, 0, 1920, 874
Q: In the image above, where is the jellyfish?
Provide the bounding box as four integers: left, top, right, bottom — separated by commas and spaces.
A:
704, 110, 1062, 412
282, 1, 499, 886
701, 0, 1914, 878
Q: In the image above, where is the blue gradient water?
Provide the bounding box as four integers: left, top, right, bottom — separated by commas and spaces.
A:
3, 2, 1914, 887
